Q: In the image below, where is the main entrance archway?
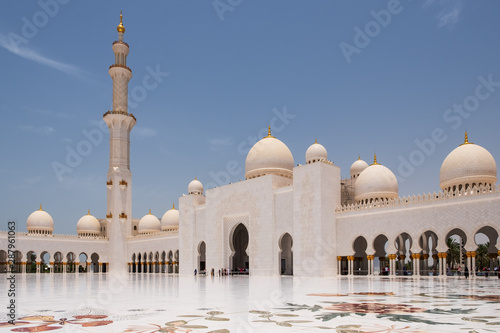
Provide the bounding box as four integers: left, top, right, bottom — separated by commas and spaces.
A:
231, 223, 249, 273
279, 233, 293, 275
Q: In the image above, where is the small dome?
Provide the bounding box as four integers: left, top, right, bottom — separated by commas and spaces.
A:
354, 155, 398, 203
77, 211, 101, 236
161, 203, 179, 231
440, 132, 497, 191
188, 178, 204, 195
350, 157, 369, 178
27, 205, 54, 234
305, 139, 328, 164
138, 210, 161, 234
245, 126, 294, 179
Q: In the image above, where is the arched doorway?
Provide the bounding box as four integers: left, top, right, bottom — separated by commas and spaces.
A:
41, 251, 50, 273
54, 252, 63, 273
0, 250, 7, 273
395, 232, 412, 275
90, 253, 99, 273
446, 228, 467, 273
168, 251, 173, 273
26, 251, 37, 273
475, 226, 499, 275
79, 253, 88, 272
231, 223, 249, 274
198, 241, 206, 273
161, 251, 166, 273
279, 233, 293, 276
353, 236, 368, 275
174, 250, 179, 273
67, 252, 76, 273
373, 234, 389, 275
418, 231, 438, 275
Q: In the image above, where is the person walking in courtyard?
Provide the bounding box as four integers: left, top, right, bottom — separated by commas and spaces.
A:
194, 268, 197, 276
464, 266, 469, 279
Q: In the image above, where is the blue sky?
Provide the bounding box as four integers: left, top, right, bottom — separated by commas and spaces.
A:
1, 1, 500, 235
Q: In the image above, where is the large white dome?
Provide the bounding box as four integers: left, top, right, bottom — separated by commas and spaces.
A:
138, 210, 161, 234
161, 203, 179, 231
27, 205, 54, 234
77, 211, 101, 236
350, 157, 369, 178
245, 127, 294, 179
188, 178, 204, 195
440, 133, 497, 191
305, 140, 328, 164
354, 156, 398, 203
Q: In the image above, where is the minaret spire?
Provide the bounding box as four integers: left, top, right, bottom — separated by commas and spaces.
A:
103, 13, 136, 273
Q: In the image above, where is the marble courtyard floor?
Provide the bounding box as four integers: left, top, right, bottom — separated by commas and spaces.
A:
1, 274, 500, 332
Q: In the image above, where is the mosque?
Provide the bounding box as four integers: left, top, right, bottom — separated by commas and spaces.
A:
1, 14, 499, 278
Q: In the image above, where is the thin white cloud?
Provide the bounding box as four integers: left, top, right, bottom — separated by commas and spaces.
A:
0, 33, 83, 76
10, 176, 42, 190
24, 106, 72, 119
133, 126, 158, 138
424, 0, 464, 29
18, 124, 55, 136
209, 137, 233, 153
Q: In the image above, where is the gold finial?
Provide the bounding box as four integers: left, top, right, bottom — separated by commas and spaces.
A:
372, 153, 379, 165
358, 155, 361, 160
117, 11, 125, 33
265, 125, 275, 138
39, 204, 43, 211
460, 130, 473, 146
172, 202, 176, 210
148, 208, 151, 215
87, 209, 90, 215
194, 176, 197, 180
315, 138, 318, 144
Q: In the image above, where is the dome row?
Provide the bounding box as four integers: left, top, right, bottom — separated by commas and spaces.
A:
27, 204, 180, 236
187, 130, 496, 205
137, 205, 179, 234
27, 206, 101, 236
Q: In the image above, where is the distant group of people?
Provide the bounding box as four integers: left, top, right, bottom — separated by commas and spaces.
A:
456, 265, 500, 279
194, 267, 248, 276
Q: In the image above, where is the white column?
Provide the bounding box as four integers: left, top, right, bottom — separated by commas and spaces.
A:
471, 254, 476, 278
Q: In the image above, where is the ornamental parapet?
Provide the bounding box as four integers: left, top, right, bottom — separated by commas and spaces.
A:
103, 110, 137, 121
0, 231, 107, 240
336, 183, 499, 213
109, 63, 132, 72
113, 40, 129, 47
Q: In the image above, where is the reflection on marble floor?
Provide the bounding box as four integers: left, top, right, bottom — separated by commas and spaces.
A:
1, 275, 499, 332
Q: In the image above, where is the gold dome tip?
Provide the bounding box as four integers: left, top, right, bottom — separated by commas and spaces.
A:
372, 153, 379, 165
172, 202, 176, 209
39, 204, 43, 211
358, 155, 361, 160
148, 208, 151, 215
315, 138, 318, 144
265, 125, 275, 138
87, 209, 90, 215
460, 130, 473, 146
117, 11, 125, 33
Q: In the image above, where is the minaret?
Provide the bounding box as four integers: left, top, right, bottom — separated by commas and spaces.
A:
103, 12, 135, 274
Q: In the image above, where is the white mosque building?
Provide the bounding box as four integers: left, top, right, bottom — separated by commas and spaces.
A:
1, 14, 499, 278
